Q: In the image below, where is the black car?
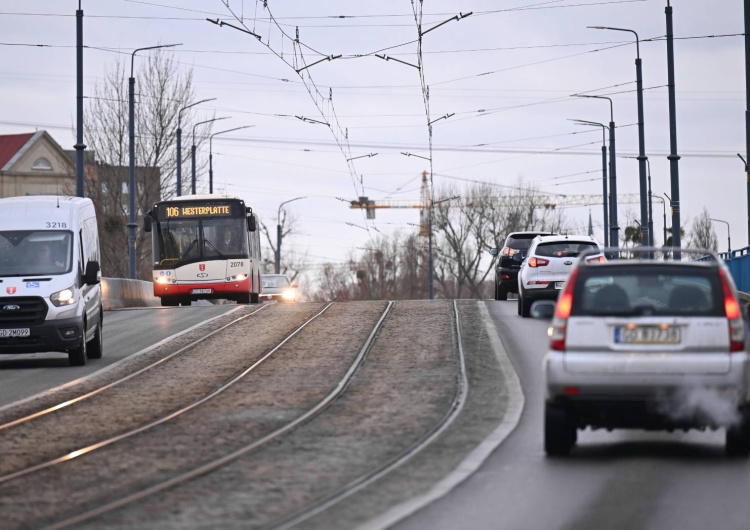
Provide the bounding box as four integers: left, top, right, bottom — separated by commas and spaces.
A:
488, 231, 553, 300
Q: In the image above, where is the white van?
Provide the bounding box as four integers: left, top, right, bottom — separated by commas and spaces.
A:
0, 196, 103, 366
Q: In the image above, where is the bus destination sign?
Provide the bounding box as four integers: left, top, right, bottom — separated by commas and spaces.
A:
161, 203, 236, 219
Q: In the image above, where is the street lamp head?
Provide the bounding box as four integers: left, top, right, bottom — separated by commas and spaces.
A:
179, 98, 218, 126
193, 116, 230, 138
131, 43, 182, 77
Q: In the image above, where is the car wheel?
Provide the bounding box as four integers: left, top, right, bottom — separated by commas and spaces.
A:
726, 411, 750, 457
544, 402, 576, 456
86, 319, 103, 359
496, 283, 508, 301
518, 293, 531, 318
68, 330, 87, 366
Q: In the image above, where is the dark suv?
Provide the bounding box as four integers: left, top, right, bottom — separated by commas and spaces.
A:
488, 231, 553, 300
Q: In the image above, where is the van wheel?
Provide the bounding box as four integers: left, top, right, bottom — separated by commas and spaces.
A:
68, 332, 87, 366
726, 411, 750, 457
87, 320, 103, 359
544, 402, 576, 456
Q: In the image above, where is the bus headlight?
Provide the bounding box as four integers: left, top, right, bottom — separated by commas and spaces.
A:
155, 276, 170, 284
50, 286, 77, 307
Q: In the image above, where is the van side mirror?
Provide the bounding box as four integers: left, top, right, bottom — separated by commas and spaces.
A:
143, 215, 152, 233
247, 216, 257, 232
488, 247, 499, 256
83, 261, 101, 285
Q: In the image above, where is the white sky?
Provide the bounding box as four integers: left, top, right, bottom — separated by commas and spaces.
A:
0, 0, 746, 280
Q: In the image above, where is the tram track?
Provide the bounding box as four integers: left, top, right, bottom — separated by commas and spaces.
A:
69, 299, 463, 530
0, 301, 393, 529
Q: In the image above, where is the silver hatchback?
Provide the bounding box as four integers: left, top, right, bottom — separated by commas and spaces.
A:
541, 249, 750, 456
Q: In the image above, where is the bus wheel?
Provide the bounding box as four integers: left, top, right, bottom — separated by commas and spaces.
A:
180, 300, 192, 307
250, 292, 259, 304
161, 298, 178, 307
237, 293, 250, 304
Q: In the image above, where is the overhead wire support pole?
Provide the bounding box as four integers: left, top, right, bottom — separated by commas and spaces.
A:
570, 119, 609, 247
74, 0, 85, 198
665, 0, 682, 258
420, 12, 473, 36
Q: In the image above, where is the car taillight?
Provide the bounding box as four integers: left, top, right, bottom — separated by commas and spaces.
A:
549, 268, 579, 351
502, 247, 511, 256
528, 257, 549, 268
718, 267, 745, 352
586, 255, 606, 264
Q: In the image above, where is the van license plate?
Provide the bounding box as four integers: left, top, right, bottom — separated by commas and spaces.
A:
555, 282, 565, 290
191, 288, 212, 294
615, 326, 680, 344
0, 328, 30, 338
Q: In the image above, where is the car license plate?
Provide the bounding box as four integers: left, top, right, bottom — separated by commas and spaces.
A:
615, 326, 681, 344
555, 282, 565, 290
191, 288, 212, 294
0, 328, 30, 338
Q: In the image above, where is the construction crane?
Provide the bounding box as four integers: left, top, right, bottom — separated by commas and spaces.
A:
349, 171, 662, 237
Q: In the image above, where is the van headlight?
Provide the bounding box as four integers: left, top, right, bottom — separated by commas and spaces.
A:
50, 286, 77, 307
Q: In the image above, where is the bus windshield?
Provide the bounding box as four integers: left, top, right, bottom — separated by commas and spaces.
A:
0, 230, 73, 277
154, 217, 248, 268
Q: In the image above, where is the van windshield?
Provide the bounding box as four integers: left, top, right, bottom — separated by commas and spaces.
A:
0, 231, 73, 277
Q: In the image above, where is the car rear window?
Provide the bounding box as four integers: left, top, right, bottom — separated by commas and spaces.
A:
535, 241, 598, 258
505, 233, 550, 250
571, 265, 724, 317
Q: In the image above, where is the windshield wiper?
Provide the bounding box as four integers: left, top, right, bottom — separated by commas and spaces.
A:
174, 239, 198, 268
204, 239, 226, 260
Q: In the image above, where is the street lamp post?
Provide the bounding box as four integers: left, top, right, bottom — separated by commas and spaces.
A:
191, 117, 229, 195
573, 94, 619, 249
571, 119, 609, 247
590, 26, 649, 248
276, 197, 306, 274
74, 0, 85, 198
209, 126, 254, 194
739, 154, 750, 247
710, 218, 731, 254
128, 43, 180, 280
177, 98, 216, 197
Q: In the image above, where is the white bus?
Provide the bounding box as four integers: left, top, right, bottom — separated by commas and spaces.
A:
144, 194, 262, 306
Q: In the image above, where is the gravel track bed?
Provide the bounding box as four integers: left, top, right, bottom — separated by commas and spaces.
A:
78, 300, 457, 530
0, 303, 325, 478
1, 301, 387, 530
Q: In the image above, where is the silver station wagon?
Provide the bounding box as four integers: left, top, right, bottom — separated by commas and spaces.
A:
541, 249, 750, 457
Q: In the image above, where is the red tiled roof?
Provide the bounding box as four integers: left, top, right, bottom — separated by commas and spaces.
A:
0, 133, 35, 170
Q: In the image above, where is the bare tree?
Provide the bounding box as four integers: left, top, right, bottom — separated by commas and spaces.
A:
689, 207, 718, 251
259, 210, 306, 279
83, 50, 210, 279
432, 180, 570, 299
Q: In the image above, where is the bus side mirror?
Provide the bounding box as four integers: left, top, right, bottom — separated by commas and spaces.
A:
143, 215, 152, 233
247, 216, 257, 232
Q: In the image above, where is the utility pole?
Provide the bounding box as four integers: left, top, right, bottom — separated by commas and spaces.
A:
744, 0, 750, 246
74, 1, 85, 198
666, 0, 682, 257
